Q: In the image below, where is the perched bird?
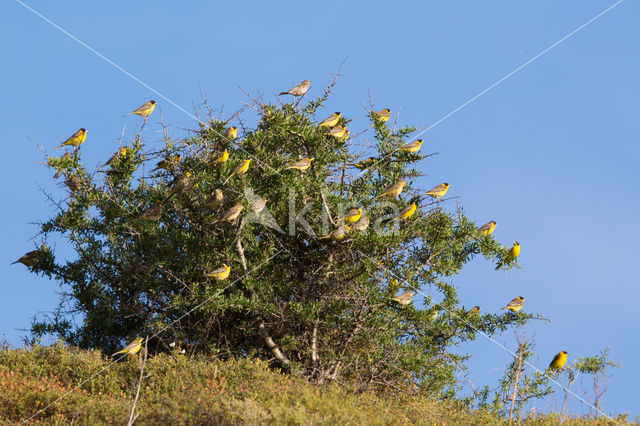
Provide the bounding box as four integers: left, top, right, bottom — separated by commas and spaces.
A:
495, 242, 521, 271
212, 150, 229, 164
429, 309, 439, 321
390, 291, 414, 306
226, 126, 238, 140
398, 139, 424, 153
327, 125, 347, 139
549, 351, 568, 370
287, 158, 314, 172
425, 183, 450, 198
205, 189, 224, 209
341, 129, 350, 141
229, 159, 251, 178
112, 337, 144, 357
126, 100, 156, 118
169, 172, 192, 197
477, 221, 497, 236
104, 147, 128, 167
325, 225, 350, 240
221, 204, 243, 222
371, 108, 391, 122
351, 215, 370, 231
279, 80, 311, 96
55, 128, 87, 150
469, 306, 481, 315
250, 196, 267, 213
11, 250, 39, 267
337, 208, 362, 224
152, 154, 182, 171
354, 157, 376, 170
502, 296, 525, 312
140, 202, 163, 221
207, 264, 231, 280
65, 175, 81, 192
319, 112, 341, 128
394, 203, 417, 221
379, 180, 406, 199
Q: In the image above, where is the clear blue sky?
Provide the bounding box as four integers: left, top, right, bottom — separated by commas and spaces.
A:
2, 0, 638, 418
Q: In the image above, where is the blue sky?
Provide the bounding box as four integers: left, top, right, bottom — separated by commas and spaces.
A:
2, 0, 638, 418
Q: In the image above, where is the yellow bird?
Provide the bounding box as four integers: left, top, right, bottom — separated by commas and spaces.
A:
207, 264, 231, 280
104, 147, 128, 167
287, 158, 314, 172
327, 125, 347, 138
319, 112, 341, 127
55, 128, 87, 150
394, 203, 417, 221
226, 126, 238, 140
469, 306, 481, 315
206, 189, 224, 209
126, 100, 156, 118
426, 183, 449, 198
229, 159, 251, 178
354, 157, 376, 170
398, 139, 424, 153
390, 291, 414, 306
112, 337, 144, 357
351, 215, 370, 231
549, 351, 568, 370
502, 296, 525, 312
338, 208, 362, 223
371, 108, 391, 122
341, 129, 350, 141
212, 150, 229, 164
140, 202, 163, 221
379, 180, 406, 199
495, 241, 521, 270
221, 204, 243, 222
325, 225, 351, 240
152, 154, 182, 171
11, 250, 39, 267
279, 80, 311, 96
477, 221, 497, 235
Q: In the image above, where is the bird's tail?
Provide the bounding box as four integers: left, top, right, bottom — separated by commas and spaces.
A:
54, 144, 64, 150
278, 91, 290, 96
111, 350, 125, 357
10, 260, 19, 265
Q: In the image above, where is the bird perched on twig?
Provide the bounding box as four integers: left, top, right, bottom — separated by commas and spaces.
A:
495, 242, 520, 271
220, 204, 243, 222
337, 208, 362, 224
351, 215, 370, 231
139, 202, 163, 221
211, 150, 229, 164
371, 108, 391, 122
152, 154, 182, 172
327, 125, 347, 139
378, 180, 406, 199
469, 306, 481, 315
425, 183, 449, 198
502, 296, 525, 312
354, 157, 376, 170
103, 147, 128, 167
168, 172, 192, 197
55, 128, 86, 150
207, 264, 231, 280
287, 158, 314, 172
126, 100, 156, 119
319, 112, 341, 127
477, 220, 497, 235
11, 250, 39, 267
279, 80, 310, 96
323, 225, 351, 240
229, 159, 251, 178
112, 337, 144, 357
65, 175, 81, 192
226, 126, 238, 140
393, 203, 417, 221
205, 189, 224, 209
548, 351, 568, 370
398, 139, 424, 153
390, 291, 414, 306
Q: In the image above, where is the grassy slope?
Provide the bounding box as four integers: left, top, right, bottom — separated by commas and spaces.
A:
0, 343, 628, 425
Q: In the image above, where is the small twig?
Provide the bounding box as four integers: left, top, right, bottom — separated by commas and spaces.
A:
127, 337, 148, 426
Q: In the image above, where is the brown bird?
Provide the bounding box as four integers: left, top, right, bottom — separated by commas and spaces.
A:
469, 306, 481, 315
140, 202, 163, 221
279, 80, 311, 96
205, 189, 224, 209
390, 291, 414, 306
351, 215, 370, 231
168, 172, 192, 197
11, 250, 39, 267
250, 196, 268, 213
221, 204, 243, 222
65, 175, 81, 192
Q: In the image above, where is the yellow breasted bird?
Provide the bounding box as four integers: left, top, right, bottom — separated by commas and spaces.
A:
226, 126, 238, 140
325, 225, 350, 240
502, 296, 525, 312
426, 183, 449, 198
379, 180, 406, 199
126, 100, 156, 118
319, 112, 341, 127
372, 108, 391, 122
390, 291, 414, 306
206, 189, 224, 209
229, 159, 251, 178
355, 157, 376, 170
140, 202, 163, 221
152, 154, 182, 171
477, 221, 497, 235
469, 306, 481, 315
221, 204, 243, 222
351, 215, 370, 231
327, 125, 347, 139
398, 139, 424, 153
212, 150, 229, 164
279, 80, 311, 96
104, 147, 128, 167
55, 128, 86, 150
338, 208, 362, 223
394, 203, 417, 221
207, 264, 231, 280
495, 241, 521, 270
287, 158, 314, 172
12, 250, 39, 267
112, 337, 144, 357
549, 351, 568, 370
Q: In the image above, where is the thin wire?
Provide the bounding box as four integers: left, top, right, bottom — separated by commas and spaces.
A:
21, 250, 282, 424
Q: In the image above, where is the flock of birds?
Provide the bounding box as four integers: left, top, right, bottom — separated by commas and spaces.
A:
10, 79, 568, 370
